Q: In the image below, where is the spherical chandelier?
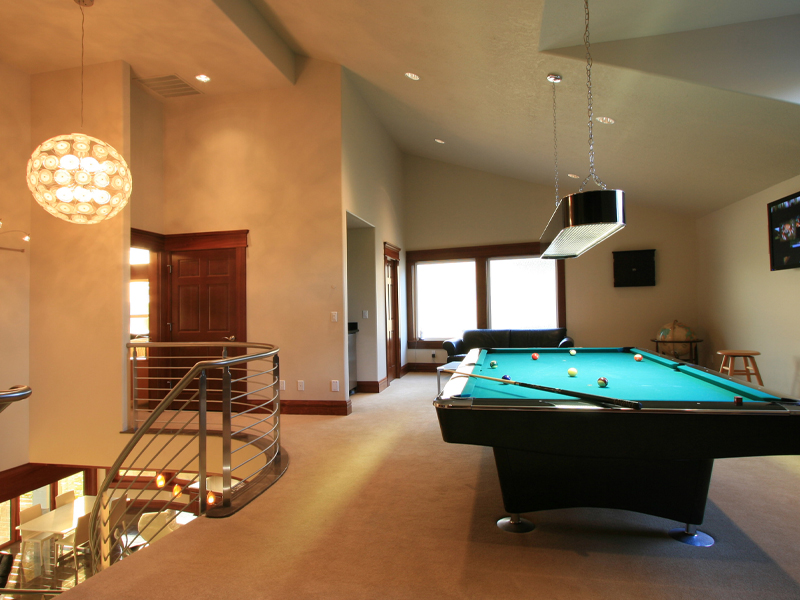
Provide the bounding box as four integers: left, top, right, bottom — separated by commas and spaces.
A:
26, 133, 132, 225
26, 0, 132, 225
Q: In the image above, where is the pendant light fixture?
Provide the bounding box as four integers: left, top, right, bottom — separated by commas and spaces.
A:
540, 0, 625, 259
26, 0, 132, 225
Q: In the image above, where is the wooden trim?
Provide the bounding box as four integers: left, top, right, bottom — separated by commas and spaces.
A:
475, 257, 488, 329
384, 242, 401, 261
164, 230, 249, 251
357, 378, 389, 394
400, 363, 411, 377
131, 228, 166, 251
406, 242, 565, 345
235, 246, 248, 342
0, 463, 92, 504
556, 259, 566, 329
280, 400, 352, 415
406, 242, 543, 262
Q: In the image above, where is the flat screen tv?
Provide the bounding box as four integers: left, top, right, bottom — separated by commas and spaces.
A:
768, 191, 800, 271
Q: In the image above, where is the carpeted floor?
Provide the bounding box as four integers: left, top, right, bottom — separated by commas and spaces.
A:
65, 373, 800, 599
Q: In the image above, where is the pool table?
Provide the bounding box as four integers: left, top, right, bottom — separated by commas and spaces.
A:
434, 347, 800, 540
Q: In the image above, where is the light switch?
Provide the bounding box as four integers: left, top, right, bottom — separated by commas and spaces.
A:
362, 310, 368, 319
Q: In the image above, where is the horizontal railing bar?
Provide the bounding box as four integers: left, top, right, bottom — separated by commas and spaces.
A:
231, 445, 275, 473
234, 450, 281, 483
230, 427, 278, 455
0, 589, 62, 597
232, 414, 278, 437
231, 382, 274, 400
0, 385, 32, 400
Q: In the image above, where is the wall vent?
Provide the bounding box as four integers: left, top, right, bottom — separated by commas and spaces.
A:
135, 75, 201, 98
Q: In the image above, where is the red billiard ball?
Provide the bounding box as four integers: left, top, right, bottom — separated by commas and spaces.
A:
531, 353, 539, 360
634, 354, 643, 362
597, 377, 609, 388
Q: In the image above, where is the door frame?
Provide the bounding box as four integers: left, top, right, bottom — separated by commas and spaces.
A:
384, 242, 401, 383
131, 229, 249, 343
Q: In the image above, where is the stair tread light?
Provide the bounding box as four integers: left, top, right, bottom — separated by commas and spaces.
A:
540, 0, 625, 259
27, 134, 132, 224
26, 0, 132, 225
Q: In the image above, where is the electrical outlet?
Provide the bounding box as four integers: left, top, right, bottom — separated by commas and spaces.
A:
279, 380, 285, 391
331, 311, 338, 322
362, 310, 368, 319
331, 380, 339, 392
297, 380, 304, 391
431, 352, 436, 359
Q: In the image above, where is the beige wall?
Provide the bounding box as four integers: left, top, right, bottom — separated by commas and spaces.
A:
403, 155, 555, 251
162, 58, 346, 402
28, 61, 131, 466
565, 202, 698, 352
341, 72, 405, 377
403, 155, 699, 358
0, 61, 32, 471
697, 173, 800, 395
130, 84, 165, 233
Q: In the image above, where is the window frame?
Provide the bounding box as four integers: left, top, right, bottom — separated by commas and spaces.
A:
405, 242, 565, 349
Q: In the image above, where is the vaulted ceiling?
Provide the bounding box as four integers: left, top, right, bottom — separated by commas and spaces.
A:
1, 0, 798, 215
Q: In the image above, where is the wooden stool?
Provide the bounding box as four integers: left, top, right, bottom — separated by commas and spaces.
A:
717, 350, 763, 386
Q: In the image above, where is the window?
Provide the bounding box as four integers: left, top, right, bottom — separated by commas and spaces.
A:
406, 242, 565, 347
416, 260, 477, 340
0, 500, 11, 547
488, 257, 557, 329
130, 247, 151, 338
57, 472, 85, 500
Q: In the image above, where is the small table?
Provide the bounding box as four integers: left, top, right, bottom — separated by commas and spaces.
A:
651, 338, 702, 364
17, 496, 96, 574
436, 361, 462, 395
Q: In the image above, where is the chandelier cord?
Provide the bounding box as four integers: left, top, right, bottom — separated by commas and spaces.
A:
552, 79, 559, 206
579, 0, 607, 193
80, 4, 85, 129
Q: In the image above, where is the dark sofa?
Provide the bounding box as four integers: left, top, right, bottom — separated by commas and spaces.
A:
443, 328, 574, 361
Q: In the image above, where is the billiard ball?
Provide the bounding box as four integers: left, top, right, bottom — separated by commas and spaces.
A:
597, 377, 608, 388
531, 353, 539, 360
567, 368, 578, 377
569, 349, 577, 356
733, 395, 743, 406
634, 354, 643, 362
489, 360, 498, 368
501, 374, 511, 383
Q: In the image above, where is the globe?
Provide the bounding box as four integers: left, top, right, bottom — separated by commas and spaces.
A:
656, 320, 697, 359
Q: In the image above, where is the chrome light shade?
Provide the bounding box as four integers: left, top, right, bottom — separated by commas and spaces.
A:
540, 189, 625, 259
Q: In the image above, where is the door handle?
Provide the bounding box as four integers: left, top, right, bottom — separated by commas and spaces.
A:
223, 336, 236, 342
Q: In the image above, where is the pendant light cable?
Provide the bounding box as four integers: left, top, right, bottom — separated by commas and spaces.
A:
80, 4, 85, 129
579, 0, 607, 193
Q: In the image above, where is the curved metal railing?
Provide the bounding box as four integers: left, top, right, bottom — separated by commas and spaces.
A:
0, 385, 32, 415
89, 342, 288, 574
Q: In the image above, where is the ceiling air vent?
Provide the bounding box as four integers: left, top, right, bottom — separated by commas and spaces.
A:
135, 75, 201, 98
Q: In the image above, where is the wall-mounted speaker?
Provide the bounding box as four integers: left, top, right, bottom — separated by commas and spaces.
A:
613, 249, 655, 287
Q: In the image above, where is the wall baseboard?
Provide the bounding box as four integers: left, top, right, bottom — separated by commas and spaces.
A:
280, 399, 352, 416
357, 378, 389, 393
405, 363, 442, 373
400, 363, 411, 377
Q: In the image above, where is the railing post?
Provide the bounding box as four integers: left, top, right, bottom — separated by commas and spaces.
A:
222, 365, 232, 507
127, 346, 136, 431
199, 370, 208, 515
99, 490, 111, 571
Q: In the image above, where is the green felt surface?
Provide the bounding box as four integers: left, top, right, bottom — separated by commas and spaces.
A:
459, 348, 779, 404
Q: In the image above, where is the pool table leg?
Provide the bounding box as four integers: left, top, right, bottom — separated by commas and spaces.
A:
668, 523, 715, 547
496, 513, 535, 533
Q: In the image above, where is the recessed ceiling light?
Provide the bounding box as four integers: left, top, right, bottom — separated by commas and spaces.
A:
595, 116, 615, 124
568, 173, 580, 179
405, 72, 420, 81
196, 74, 211, 83
434, 138, 445, 144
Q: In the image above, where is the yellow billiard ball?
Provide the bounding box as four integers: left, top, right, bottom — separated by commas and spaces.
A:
567, 368, 578, 377
569, 349, 577, 355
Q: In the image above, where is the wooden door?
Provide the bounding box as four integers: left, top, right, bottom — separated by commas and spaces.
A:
384, 243, 401, 384
169, 248, 241, 344
163, 247, 245, 409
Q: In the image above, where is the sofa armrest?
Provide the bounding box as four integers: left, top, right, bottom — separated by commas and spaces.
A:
443, 338, 465, 359
558, 337, 575, 348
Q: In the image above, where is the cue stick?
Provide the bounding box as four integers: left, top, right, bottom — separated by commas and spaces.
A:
442, 370, 643, 410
